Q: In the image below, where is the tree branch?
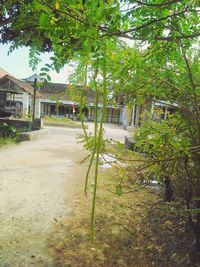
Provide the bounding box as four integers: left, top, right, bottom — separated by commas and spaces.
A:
102, 7, 193, 37
134, 0, 184, 7
155, 32, 200, 41
179, 41, 200, 142
41, 0, 88, 26
0, 18, 11, 27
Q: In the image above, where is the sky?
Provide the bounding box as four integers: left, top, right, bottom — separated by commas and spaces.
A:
0, 44, 73, 83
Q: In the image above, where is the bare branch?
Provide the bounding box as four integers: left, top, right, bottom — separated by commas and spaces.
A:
102, 7, 192, 37
155, 32, 200, 41
104, 152, 187, 164
134, 0, 183, 7
101, 5, 200, 42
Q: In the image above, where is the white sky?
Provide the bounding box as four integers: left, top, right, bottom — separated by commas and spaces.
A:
0, 44, 73, 83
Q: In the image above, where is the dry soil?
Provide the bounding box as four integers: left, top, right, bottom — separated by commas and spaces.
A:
0, 124, 126, 267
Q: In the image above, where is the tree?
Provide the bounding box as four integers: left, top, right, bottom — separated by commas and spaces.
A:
1, 0, 200, 250
1, 0, 199, 54
0, 0, 53, 52
106, 41, 200, 250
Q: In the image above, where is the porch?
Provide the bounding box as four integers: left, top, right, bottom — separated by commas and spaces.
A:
40, 101, 121, 123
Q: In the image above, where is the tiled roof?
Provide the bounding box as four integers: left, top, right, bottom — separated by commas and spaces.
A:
9, 76, 35, 96
27, 81, 98, 103
0, 75, 40, 97
0, 68, 9, 79
0, 68, 102, 103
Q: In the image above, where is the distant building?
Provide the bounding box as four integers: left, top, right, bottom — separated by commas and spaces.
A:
0, 68, 122, 123
122, 98, 177, 130
0, 68, 40, 117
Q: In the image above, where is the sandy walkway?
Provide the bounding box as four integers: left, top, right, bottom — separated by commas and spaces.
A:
0, 127, 90, 266
0, 124, 126, 266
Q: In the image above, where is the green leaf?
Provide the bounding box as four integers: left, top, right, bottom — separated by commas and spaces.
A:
40, 67, 49, 72
39, 72, 47, 77
116, 184, 123, 196
39, 13, 49, 28
46, 74, 51, 81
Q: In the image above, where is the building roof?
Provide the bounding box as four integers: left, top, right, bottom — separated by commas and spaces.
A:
154, 99, 178, 108
23, 73, 42, 82
0, 68, 105, 104
0, 75, 39, 96
0, 68, 39, 96
40, 82, 70, 99
0, 68, 9, 79
27, 81, 98, 103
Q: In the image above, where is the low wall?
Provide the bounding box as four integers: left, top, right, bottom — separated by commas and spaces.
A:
19, 129, 48, 141
0, 118, 42, 132
44, 122, 85, 129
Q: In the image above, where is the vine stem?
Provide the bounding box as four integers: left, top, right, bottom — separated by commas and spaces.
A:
80, 64, 88, 141
84, 67, 99, 197
91, 53, 107, 242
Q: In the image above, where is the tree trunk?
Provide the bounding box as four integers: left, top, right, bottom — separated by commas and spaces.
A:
195, 213, 200, 251
194, 154, 200, 252
164, 176, 173, 202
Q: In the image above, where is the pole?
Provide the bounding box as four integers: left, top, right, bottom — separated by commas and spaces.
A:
32, 77, 37, 122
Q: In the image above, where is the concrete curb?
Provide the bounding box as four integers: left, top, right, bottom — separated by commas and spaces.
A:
19, 129, 48, 141
124, 135, 136, 150
43, 122, 87, 129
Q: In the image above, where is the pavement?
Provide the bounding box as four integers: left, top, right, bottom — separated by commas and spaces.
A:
86, 122, 127, 143
19, 129, 48, 141
0, 123, 127, 266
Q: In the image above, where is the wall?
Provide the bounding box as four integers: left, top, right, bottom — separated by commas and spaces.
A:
35, 98, 41, 118
0, 93, 6, 107
0, 118, 32, 132
0, 118, 42, 132
22, 92, 29, 114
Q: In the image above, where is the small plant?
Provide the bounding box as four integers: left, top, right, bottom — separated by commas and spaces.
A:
21, 113, 32, 120
0, 123, 19, 142
43, 115, 76, 124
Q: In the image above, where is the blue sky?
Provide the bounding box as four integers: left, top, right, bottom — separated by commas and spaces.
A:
0, 44, 72, 83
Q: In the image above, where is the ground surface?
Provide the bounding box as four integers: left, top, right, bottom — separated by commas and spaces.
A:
0, 123, 127, 267
1, 124, 198, 267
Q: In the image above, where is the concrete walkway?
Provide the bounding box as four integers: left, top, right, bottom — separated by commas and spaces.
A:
86, 122, 127, 143
0, 124, 127, 266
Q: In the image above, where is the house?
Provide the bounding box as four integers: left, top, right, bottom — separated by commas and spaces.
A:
122, 98, 177, 130
0, 67, 177, 127
23, 73, 122, 123
0, 68, 9, 79
0, 68, 41, 118
0, 68, 122, 123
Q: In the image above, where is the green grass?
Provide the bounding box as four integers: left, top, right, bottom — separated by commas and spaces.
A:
0, 137, 17, 146
43, 115, 77, 125
18, 114, 78, 125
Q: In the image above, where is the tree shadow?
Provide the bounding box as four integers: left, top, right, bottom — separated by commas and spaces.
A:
141, 198, 198, 267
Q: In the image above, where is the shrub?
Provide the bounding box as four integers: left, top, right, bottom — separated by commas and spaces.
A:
0, 123, 19, 142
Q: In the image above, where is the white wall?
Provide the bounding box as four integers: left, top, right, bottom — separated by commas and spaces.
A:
22, 92, 29, 114
35, 98, 41, 118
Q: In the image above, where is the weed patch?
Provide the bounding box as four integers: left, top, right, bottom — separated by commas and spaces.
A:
48, 168, 196, 267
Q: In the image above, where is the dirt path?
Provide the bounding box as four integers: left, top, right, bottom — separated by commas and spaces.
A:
0, 124, 126, 267
0, 127, 90, 266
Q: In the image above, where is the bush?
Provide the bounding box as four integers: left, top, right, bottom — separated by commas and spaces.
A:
0, 123, 19, 142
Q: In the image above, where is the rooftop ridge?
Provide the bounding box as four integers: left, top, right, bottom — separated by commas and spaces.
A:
0, 67, 9, 79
